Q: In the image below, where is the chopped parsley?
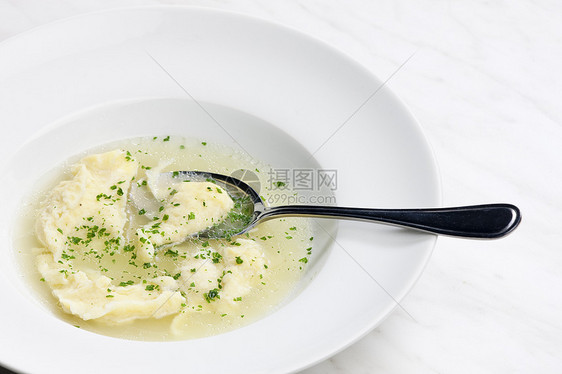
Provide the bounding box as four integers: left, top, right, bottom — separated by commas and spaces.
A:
211, 252, 222, 264
203, 288, 220, 303
164, 249, 179, 257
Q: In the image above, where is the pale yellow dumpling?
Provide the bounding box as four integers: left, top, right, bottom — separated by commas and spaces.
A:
34, 150, 267, 326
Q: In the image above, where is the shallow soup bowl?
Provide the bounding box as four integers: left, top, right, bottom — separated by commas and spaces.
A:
0, 7, 440, 374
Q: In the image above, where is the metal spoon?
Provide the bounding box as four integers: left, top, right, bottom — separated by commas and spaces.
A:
139, 171, 521, 240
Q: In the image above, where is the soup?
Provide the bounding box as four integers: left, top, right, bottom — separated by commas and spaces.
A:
15, 136, 313, 340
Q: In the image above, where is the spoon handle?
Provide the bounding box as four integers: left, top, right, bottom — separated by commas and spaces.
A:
260, 203, 521, 239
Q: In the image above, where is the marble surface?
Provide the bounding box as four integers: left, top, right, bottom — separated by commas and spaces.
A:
1, 1, 561, 373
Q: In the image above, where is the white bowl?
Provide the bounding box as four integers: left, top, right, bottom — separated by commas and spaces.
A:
0, 6, 440, 374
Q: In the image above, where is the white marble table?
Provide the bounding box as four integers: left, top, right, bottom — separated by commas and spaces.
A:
1, 1, 560, 373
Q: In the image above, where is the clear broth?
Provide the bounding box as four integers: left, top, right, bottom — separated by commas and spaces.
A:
14, 136, 314, 341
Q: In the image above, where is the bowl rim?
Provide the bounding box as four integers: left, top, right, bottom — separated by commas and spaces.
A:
0, 6, 442, 374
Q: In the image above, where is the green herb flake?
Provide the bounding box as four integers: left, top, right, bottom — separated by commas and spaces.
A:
123, 244, 135, 252
203, 288, 220, 303
211, 252, 222, 264
164, 249, 179, 257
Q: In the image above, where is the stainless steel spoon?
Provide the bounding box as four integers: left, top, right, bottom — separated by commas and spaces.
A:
145, 171, 521, 240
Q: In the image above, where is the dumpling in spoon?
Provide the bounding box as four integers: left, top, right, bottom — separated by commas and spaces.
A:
134, 175, 234, 262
